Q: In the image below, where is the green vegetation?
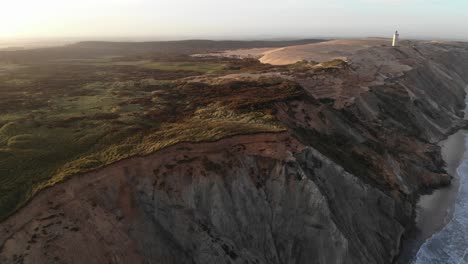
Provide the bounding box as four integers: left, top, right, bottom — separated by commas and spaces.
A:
114, 60, 225, 74
315, 59, 347, 70
283, 59, 348, 78
0, 55, 302, 220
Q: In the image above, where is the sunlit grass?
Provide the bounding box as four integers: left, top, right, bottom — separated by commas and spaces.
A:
0, 57, 298, 220
142, 61, 225, 73
68, 59, 226, 74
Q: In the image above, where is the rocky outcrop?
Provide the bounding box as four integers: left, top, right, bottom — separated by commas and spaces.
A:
1, 41, 468, 264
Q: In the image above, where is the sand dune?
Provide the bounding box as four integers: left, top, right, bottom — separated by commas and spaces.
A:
260, 38, 390, 65
208, 38, 392, 65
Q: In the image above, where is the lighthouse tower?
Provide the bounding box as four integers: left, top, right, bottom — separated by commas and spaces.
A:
392, 30, 399, 47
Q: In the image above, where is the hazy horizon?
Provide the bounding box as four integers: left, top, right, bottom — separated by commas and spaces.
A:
1, 0, 468, 42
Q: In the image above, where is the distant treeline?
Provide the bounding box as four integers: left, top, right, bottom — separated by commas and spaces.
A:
0, 39, 325, 63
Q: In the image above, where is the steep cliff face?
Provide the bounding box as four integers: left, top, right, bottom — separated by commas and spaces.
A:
1, 41, 468, 264
0, 134, 402, 264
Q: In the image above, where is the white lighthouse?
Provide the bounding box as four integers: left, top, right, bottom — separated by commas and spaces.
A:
392, 30, 399, 47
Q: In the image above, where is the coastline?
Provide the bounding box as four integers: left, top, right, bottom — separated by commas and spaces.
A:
398, 130, 466, 263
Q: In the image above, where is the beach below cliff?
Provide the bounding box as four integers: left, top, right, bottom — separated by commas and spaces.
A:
398, 130, 466, 263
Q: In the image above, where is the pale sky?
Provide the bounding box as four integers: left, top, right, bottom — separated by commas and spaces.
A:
1, 0, 467, 41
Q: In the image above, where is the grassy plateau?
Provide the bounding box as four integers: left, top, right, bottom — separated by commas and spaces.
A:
0, 54, 305, 220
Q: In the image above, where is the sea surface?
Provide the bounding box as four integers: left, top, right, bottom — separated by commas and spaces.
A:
413, 132, 468, 264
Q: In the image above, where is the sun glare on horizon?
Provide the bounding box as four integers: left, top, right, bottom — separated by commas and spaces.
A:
0, 0, 140, 39
1, 0, 468, 41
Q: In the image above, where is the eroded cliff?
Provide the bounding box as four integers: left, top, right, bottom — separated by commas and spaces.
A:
1, 41, 468, 264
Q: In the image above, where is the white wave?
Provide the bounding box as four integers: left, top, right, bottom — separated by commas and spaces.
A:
413, 134, 468, 264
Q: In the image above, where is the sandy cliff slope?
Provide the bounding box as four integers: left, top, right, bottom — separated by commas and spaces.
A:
2, 40, 468, 264
260, 38, 389, 65
207, 38, 389, 65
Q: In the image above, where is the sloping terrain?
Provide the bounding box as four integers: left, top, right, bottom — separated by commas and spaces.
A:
259, 38, 389, 64
1, 40, 468, 264
207, 38, 389, 65
0, 55, 302, 220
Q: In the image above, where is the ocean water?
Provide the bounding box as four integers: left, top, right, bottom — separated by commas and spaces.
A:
413, 133, 468, 264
